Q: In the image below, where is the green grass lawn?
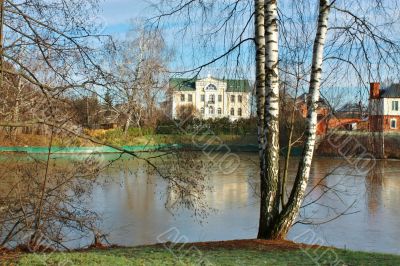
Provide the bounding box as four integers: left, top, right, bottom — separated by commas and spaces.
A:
96, 133, 258, 147
9, 246, 400, 266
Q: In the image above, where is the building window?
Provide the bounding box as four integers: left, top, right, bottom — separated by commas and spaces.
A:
230, 108, 235, 116
238, 95, 242, 103
238, 108, 242, 117
392, 101, 399, 111
218, 95, 222, 102
188, 94, 192, 102
231, 95, 235, 103
218, 108, 222, 115
209, 94, 215, 103
391, 118, 397, 129
201, 94, 205, 102
206, 84, 217, 91
200, 107, 205, 115
209, 106, 214, 115
180, 94, 185, 102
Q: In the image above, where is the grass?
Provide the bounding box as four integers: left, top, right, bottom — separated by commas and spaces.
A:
0, 129, 258, 148
6, 244, 400, 266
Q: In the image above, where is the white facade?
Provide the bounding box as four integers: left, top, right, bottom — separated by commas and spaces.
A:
370, 98, 400, 116
171, 76, 251, 120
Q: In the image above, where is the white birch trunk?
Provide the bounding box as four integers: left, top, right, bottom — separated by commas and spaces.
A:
255, 0, 267, 233
258, 0, 281, 239
255, 0, 266, 158
274, 0, 331, 238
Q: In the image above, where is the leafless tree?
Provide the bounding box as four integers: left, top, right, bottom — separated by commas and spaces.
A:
176, 104, 197, 124
151, 0, 400, 239
0, 0, 209, 250
103, 25, 170, 132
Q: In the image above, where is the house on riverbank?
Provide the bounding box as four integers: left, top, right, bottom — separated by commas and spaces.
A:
369, 82, 400, 132
170, 75, 251, 121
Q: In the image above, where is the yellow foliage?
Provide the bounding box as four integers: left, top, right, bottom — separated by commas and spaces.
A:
84, 129, 108, 138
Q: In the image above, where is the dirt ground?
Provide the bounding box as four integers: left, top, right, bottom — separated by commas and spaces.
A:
153, 239, 322, 252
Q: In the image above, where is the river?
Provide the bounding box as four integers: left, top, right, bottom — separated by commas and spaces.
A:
84, 152, 400, 255
1, 152, 399, 254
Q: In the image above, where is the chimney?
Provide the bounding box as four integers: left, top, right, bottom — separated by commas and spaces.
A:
370, 82, 381, 99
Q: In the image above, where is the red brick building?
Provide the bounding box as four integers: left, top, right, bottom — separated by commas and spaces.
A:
296, 93, 330, 135
369, 82, 400, 132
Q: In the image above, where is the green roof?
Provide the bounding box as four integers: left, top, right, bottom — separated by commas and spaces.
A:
169, 78, 196, 91
225, 79, 251, 92
169, 77, 251, 92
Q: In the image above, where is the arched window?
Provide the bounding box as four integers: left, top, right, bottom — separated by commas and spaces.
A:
230, 108, 235, 116
206, 84, 217, 91
238, 108, 242, 116
217, 108, 222, 115
230, 95, 235, 102
200, 107, 205, 115
238, 95, 243, 103
209, 106, 214, 115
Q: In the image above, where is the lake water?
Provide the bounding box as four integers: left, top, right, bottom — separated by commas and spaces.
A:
1, 152, 399, 254
84, 153, 400, 255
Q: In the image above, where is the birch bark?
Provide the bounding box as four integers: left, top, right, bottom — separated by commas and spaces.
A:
255, 0, 265, 163
258, 0, 281, 239
272, 0, 331, 239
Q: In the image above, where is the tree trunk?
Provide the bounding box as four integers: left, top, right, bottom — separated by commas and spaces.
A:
255, 0, 266, 215
0, 0, 4, 89
255, 0, 266, 149
124, 109, 134, 133
281, 84, 299, 207
258, 0, 281, 239
12, 77, 22, 141
272, 0, 331, 239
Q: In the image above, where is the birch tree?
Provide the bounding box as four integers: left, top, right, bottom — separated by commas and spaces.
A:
153, 0, 400, 240
257, 0, 281, 239
260, 0, 331, 239
103, 26, 169, 132
258, 0, 397, 239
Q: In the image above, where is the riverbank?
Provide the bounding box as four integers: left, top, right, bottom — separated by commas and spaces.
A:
2, 130, 400, 159
0, 130, 258, 147
2, 239, 399, 265
316, 131, 400, 159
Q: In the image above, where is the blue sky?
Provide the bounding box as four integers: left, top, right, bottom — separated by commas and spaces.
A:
99, 0, 255, 80
100, 0, 150, 36
97, 0, 389, 107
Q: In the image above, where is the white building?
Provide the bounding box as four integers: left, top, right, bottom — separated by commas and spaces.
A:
369, 82, 400, 132
170, 76, 251, 120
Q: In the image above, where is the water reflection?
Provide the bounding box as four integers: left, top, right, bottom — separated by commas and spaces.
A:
2, 153, 400, 254
83, 154, 400, 254
365, 162, 384, 218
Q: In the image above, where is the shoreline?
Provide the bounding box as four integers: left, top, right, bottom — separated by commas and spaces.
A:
0, 144, 264, 154
1, 144, 399, 162
2, 239, 400, 265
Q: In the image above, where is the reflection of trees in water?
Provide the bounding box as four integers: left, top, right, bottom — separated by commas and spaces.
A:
365, 162, 384, 217
0, 156, 103, 250
295, 160, 362, 226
